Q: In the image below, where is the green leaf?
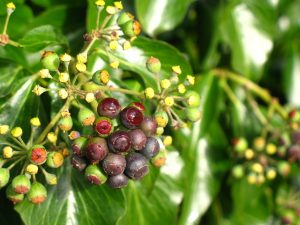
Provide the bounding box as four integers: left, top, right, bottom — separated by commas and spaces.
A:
94, 37, 192, 90
219, 1, 275, 80
19, 25, 68, 52
135, 0, 195, 36
0, 63, 23, 98
118, 151, 184, 225
15, 163, 126, 225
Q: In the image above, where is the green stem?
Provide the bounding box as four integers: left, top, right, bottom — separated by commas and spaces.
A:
7, 156, 26, 170
247, 93, 267, 126
96, 7, 103, 30
82, 37, 97, 55
213, 68, 288, 119
10, 136, 27, 150
100, 15, 112, 30
35, 97, 72, 144
2, 14, 11, 35
221, 78, 244, 110
8, 40, 22, 47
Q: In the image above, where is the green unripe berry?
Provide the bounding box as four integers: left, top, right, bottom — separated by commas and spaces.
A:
146, 57, 161, 74
120, 20, 141, 37
117, 12, 132, 26
185, 107, 201, 122
6, 184, 24, 204
78, 107, 95, 126
58, 116, 73, 132
232, 137, 248, 153
12, 174, 31, 194
277, 161, 291, 177
27, 182, 47, 204
0, 168, 10, 188
41, 51, 60, 71
184, 91, 201, 107
46, 152, 64, 168
85, 165, 107, 185
232, 165, 244, 179
151, 149, 167, 168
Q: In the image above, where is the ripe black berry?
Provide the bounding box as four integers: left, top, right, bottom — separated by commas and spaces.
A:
97, 98, 121, 119
130, 102, 145, 112
129, 129, 147, 150
71, 155, 87, 171
94, 117, 113, 137
120, 106, 144, 129
140, 137, 160, 159
108, 130, 131, 153
125, 153, 148, 180
86, 137, 108, 163
102, 153, 126, 176
108, 174, 128, 189
139, 117, 157, 137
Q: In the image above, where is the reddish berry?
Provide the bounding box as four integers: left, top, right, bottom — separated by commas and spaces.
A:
129, 129, 147, 150
140, 117, 157, 137
85, 165, 107, 185
6, 184, 24, 204
125, 153, 148, 180
12, 175, 31, 194
108, 130, 131, 153
27, 182, 47, 204
102, 153, 126, 176
94, 117, 113, 137
97, 98, 121, 119
86, 137, 108, 164
72, 137, 87, 156
71, 155, 87, 171
30, 145, 47, 165
130, 102, 145, 112
108, 174, 128, 189
120, 106, 144, 129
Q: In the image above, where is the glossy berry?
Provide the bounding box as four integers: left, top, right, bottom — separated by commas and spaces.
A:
71, 155, 87, 171
140, 137, 160, 158
72, 137, 87, 156
108, 130, 131, 153
46, 152, 64, 168
102, 153, 126, 176
0, 168, 10, 188
78, 107, 96, 126
129, 129, 147, 150
130, 102, 145, 112
12, 175, 31, 194
125, 153, 148, 180
108, 174, 129, 189
6, 184, 24, 204
86, 137, 108, 164
94, 117, 113, 137
30, 145, 47, 165
120, 106, 144, 129
27, 182, 47, 204
97, 98, 121, 119
85, 165, 107, 185
41, 51, 60, 71
140, 117, 157, 137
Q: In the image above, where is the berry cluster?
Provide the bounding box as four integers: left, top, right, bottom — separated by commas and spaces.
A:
0, 120, 67, 204
71, 97, 166, 188
231, 109, 300, 185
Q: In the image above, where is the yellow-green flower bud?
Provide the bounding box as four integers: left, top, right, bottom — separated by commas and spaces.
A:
30, 117, 41, 127
11, 127, 22, 138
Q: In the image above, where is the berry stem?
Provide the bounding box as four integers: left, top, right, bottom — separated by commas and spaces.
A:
220, 78, 245, 110
96, 7, 103, 30
35, 97, 72, 144
7, 155, 26, 170
10, 136, 28, 150
246, 93, 268, 126
2, 13, 11, 35
212, 68, 288, 120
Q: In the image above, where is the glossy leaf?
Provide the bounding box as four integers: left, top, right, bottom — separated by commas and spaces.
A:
19, 25, 68, 52
135, 0, 195, 36
15, 163, 126, 225
94, 37, 192, 90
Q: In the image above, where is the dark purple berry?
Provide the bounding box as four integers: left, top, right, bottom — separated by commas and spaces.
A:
94, 117, 113, 137
108, 130, 131, 153
292, 130, 300, 145
125, 153, 148, 180
102, 153, 126, 176
71, 155, 87, 171
140, 137, 160, 158
129, 129, 147, 150
288, 145, 300, 161
72, 137, 87, 156
108, 174, 128, 189
120, 106, 144, 129
86, 137, 108, 164
139, 117, 157, 137
97, 98, 121, 119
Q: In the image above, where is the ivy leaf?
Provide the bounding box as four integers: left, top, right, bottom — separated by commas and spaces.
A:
15, 163, 126, 225
135, 0, 195, 36
94, 37, 192, 90
19, 25, 68, 52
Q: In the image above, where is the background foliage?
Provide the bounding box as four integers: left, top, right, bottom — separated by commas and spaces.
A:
0, 0, 300, 224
